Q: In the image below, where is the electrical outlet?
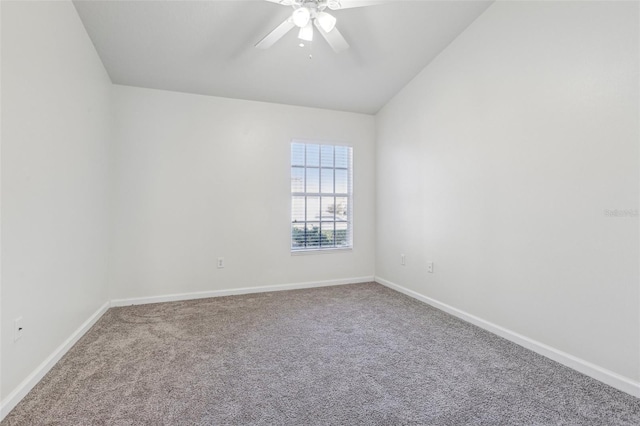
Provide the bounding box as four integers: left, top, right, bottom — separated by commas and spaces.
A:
217, 257, 225, 269
401, 254, 406, 266
14, 317, 23, 342
427, 262, 434, 273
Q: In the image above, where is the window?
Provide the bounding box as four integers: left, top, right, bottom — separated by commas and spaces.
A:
291, 141, 353, 251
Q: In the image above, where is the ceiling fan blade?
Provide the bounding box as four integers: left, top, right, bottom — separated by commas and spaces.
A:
255, 18, 295, 49
314, 20, 349, 53
326, 0, 386, 10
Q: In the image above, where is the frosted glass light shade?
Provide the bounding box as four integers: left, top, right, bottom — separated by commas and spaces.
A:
292, 7, 311, 28
298, 22, 314, 41
316, 12, 337, 33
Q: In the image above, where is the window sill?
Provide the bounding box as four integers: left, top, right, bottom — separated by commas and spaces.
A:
291, 248, 353, 256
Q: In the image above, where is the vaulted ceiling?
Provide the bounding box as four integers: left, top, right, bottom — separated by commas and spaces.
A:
74, 0, 493, 114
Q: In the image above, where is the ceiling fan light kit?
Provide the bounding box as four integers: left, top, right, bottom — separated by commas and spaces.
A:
257, 0, 382, 53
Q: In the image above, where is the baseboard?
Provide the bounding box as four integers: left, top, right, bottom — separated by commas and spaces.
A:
0, 301, 110, 421
9, 275, 633, 421
375, 276, 640, 398
110, 276, 375, 307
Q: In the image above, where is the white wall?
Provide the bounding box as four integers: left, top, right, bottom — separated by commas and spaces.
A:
376, 0, 639, 383
110, 85, 375, 301
1, 0, 112, 401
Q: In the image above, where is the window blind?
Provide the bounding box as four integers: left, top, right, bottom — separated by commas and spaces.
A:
291, 142, 353, 251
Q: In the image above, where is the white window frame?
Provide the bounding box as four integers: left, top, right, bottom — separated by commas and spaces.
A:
290, 140, 353, 253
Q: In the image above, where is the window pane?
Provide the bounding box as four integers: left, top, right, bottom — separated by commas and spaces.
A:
291, 167, 304, 193
306, 144, 320, 167
335, 169, 348, 194
335, 197, 348, 221
292, 196, 305, 222
321, 196, 335, 221
321, 168, 334, 194
306, 223, 320, 248
335, 145, 349, 168
335, 222, 349, 247
321, 222, 335, 247
307, 197, 320, 222
292, 223, 306, 248
306, 167, 320, 193
290, 142, 352, 252
321, 145, 334, 167
291, 143, 305, 166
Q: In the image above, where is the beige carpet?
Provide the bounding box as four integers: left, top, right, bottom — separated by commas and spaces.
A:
3, 282, 640, 425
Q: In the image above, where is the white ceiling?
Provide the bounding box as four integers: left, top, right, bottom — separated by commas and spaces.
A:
73, 0, 493, 114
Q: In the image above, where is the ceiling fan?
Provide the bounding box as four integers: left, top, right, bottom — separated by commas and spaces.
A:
256, 0, 383, 53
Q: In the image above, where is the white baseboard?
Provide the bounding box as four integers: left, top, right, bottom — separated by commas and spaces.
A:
375, 276, 640, 398
110, 276, 375, 307
0, 301, 110, 421
8, 275, 633, 422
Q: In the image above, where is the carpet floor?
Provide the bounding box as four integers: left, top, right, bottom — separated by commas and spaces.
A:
3, 282, 640, 425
